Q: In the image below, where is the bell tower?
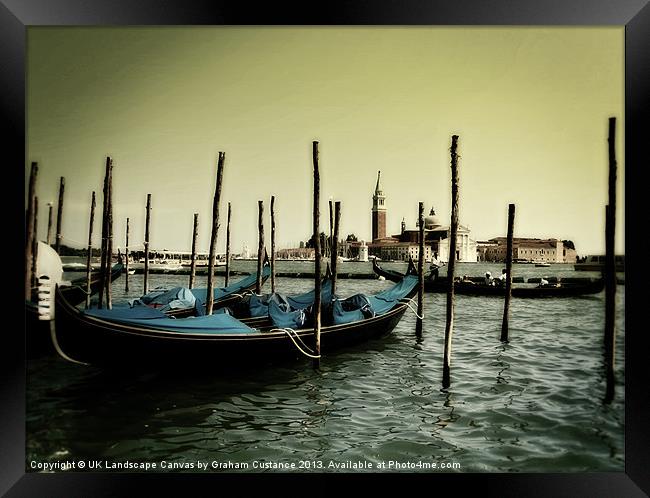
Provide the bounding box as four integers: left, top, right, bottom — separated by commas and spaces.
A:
372, 171, 386, 241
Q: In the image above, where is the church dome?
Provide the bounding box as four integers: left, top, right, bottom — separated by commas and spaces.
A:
424, 207, 441, 229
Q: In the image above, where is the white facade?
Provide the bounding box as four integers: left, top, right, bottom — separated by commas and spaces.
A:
358, 241, 369, 262
436, 227, 477, 262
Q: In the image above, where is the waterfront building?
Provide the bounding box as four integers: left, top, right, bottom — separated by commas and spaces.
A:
369, 207, 477, 262
368, 171, 477, 262
477, 237, 577, 263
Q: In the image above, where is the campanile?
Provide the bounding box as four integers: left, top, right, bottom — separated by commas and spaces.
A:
372, 171, 386, 241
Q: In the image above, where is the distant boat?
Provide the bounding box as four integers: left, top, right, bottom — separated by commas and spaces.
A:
130, 260, 183, 271
535, 262, 551, 268
373, 259, 604, 298
575, 255, 624, 272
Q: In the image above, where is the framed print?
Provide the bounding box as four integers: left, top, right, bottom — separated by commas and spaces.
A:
4, 0, 649, 495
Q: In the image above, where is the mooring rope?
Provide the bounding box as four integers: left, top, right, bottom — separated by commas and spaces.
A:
271, 327, 321, 359
49, 322, 90, 366
403, 298, 424, 320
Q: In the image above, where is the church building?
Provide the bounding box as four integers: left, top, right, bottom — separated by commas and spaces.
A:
367, 171, 477, 263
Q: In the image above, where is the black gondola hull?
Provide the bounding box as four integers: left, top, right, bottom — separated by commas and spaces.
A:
53, 285, 411, 368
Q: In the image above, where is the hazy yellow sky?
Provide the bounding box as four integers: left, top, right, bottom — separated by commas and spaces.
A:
26, 27, 624, 256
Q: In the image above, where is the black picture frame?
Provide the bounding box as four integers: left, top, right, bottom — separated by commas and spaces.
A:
4, 1, 648, 495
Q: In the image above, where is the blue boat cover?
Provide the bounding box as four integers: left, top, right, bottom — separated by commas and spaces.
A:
367, 274, 418, 315
332, 294, 374, 324
191, 264, 271, 305
268, 299, 307, 329
332, 274, 418, 325
132, 286, 198, 313
83, 307, 256, 334
248, 280, 332, 318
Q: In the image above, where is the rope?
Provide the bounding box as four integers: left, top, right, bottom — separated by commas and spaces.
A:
49, 321, 90, 366
285, 327, 317, 354
271, 327, 321, 359
404, 298, 424, 320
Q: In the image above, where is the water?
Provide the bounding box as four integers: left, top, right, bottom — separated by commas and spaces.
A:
27, 260, 625, 473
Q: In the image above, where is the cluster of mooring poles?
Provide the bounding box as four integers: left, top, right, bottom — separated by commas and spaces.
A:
26, 118, 618, 386
25, 165, 66, 302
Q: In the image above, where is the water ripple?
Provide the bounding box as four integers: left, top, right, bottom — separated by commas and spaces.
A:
27, 272, 624, 472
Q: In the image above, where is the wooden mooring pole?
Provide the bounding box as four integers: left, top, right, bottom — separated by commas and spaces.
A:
256, 200, 264, 294
206, 152, 225, 315
332, 201, 341, 296
416, 202, 425, 336
189, 213, 199, 289
500, 203, 515, 342
143, 193, 152, 296
98, 159, 110, 309
604, 116, 617, 403
225, 204, 231, 287
125, 218, 130, 292
442, 135, 460, 389
313, 141, 322, 368
31, 197, 39, 289
271, 196, 276, 293
25, 162, 38, 300
104, 160, 114, 309
85, 192, 96, 308
329, 199, 333, 259
54, 176, 65, 255
46, 203, 53, 246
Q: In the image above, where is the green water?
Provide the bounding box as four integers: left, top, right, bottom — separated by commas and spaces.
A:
27, 261, 624, 473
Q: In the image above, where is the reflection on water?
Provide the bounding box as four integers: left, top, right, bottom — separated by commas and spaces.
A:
28, 263, 625, 473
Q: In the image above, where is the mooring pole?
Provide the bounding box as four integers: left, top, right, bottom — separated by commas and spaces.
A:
256, 200, 264, 294
125, 217, 130, 292
416, 202, 425, 336
25, 162, 38, 300
189, 213, 199, 289
46, 203, 53, 246
270, 196, 276, 293
442, 135, 460, 389
85, 192, 96, 308
104, 160, 114, 309
98, 159, 110, 309
604, 116, 617, 403
31, 197, 39, 290
313, 141, 322, 368
332, 201, 341, 296
225, 203, 231, 287
143, 193, 152, 295
54, 176, 65, 255
500, 203, 515, 342
206, 152, 225, 315
329, 199, 333, 259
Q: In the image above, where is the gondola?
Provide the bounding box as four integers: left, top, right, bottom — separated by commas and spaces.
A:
450, 279, 605, 297
51, 266, 419, 368
372, 259, 604, 297
26, 262, 124, 358
373, 258, 418, 283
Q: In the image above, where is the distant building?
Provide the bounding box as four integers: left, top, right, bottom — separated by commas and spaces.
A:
367, 171, 476, 262
477, 237, 577, 263
371, 171, 387, 241
369, 207, 477, 262
276, 247, 315, 260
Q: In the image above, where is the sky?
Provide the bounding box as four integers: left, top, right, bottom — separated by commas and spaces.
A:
26, 27, 624, 256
